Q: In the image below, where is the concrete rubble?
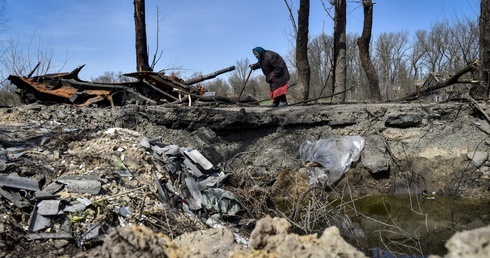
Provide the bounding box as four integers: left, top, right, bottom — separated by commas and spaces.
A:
1, 101, 489, 257
0, 123, 245, 252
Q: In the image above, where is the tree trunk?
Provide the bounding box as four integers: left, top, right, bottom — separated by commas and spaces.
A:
332, 0, 347, 103
357, 0, 381, 101
134, 0, 152, 72
481, 0, 490, 97
296, 0, 311, 101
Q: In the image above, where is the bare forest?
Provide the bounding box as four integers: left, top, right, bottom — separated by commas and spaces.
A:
0, 1, 490, 257
0, 1, 486, 105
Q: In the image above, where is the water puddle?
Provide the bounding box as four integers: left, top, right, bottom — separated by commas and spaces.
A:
348, 195, 490, 257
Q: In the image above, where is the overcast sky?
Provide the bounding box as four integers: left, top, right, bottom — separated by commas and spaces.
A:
2, 0, 480, 81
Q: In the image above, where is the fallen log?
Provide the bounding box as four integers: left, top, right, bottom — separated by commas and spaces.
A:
399, 60, 479, 101
468, 96, 490, 125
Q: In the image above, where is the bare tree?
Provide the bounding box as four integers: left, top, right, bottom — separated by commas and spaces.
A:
346, 33, 365, 100
413, 18, 478, 83
134, 0, 152, 72
149, 6, 164, 70
1, 36, 63, 77
228, 58, 252, 95
92, 71, 134, 83
202, 77, 231, 96
308, 34, 333, 99
374, 31, 410, 100
296, 0, 311, 101
481, 0, 490, 96
447, 17, 479, 69
332, 0, 347, 102
357, 0, 381, 101
284, 0, 311, 102
408, 35, 426, 85
0, 0, 7, 33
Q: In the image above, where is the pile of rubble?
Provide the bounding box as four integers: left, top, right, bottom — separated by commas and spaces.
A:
0, 121, 249, 256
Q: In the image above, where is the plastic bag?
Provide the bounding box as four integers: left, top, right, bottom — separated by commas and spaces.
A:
299, 136, 365, 186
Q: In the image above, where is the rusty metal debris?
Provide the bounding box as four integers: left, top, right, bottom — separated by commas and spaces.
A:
8, 65, 236, 107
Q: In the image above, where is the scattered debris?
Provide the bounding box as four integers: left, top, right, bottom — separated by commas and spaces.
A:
0, 122, 246, 250
7, 65, 250, 107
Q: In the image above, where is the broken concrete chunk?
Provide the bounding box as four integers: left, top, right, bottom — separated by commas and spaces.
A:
63, 202, 88, 213
9, 151, 27, 160
28, 206, 52, 232
80, 222, 111, 243
6, 146, 26, 153
27, 232, 72, 241
139, 137, 151, 149
467, 151, 488, 167
0, 175, 40, 191
56, 176, 101, 194
328, 118, 357, 127
152, 144, 180, 156
385, 114, 423, 128
82, 224, 103, 241
77, 197, 92, 206
37, 200, 63, 216
117, 207, 132, 217
0, 186, 29, 208
0, 160, 6, 171
42, 181, 65, 195
34, 190, 60, 200
361, 135, 390, 174
63, 198, 92, 213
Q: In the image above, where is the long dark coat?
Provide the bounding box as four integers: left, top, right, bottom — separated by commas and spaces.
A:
251, 50, 290, 91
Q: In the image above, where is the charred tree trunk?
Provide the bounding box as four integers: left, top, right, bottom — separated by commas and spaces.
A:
134, 0, 152, 72
357, 0, 381, 101
332, 0, 347, 103
296, 0, 311, 101
481, 0, 490, 97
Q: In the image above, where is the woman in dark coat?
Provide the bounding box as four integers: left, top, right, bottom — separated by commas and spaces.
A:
250, 46, 290, 107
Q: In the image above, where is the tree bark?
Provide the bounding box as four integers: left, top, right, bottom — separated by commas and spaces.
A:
134, 0, 152, 72
481, 0, 490, 97
332, 0, 347, 102
296, 0, 311, 101
357, 0, 381, 101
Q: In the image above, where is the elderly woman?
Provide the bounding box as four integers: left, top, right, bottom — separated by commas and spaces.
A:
250, 46, 290, 107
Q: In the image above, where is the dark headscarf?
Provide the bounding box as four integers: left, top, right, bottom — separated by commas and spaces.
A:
253, 47, 265, 60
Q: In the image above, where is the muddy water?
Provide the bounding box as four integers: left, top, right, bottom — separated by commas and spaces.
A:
348, 195, 490, 257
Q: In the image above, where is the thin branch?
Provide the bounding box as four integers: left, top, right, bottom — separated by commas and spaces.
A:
283, 0, 298, 36
150, 5, 164, 70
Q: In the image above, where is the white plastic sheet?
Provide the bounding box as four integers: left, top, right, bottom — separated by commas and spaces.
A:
299, 136, 365, 186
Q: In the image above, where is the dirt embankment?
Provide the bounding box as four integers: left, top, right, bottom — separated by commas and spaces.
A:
0, 101, 489, 257
4, 101, 488, 197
